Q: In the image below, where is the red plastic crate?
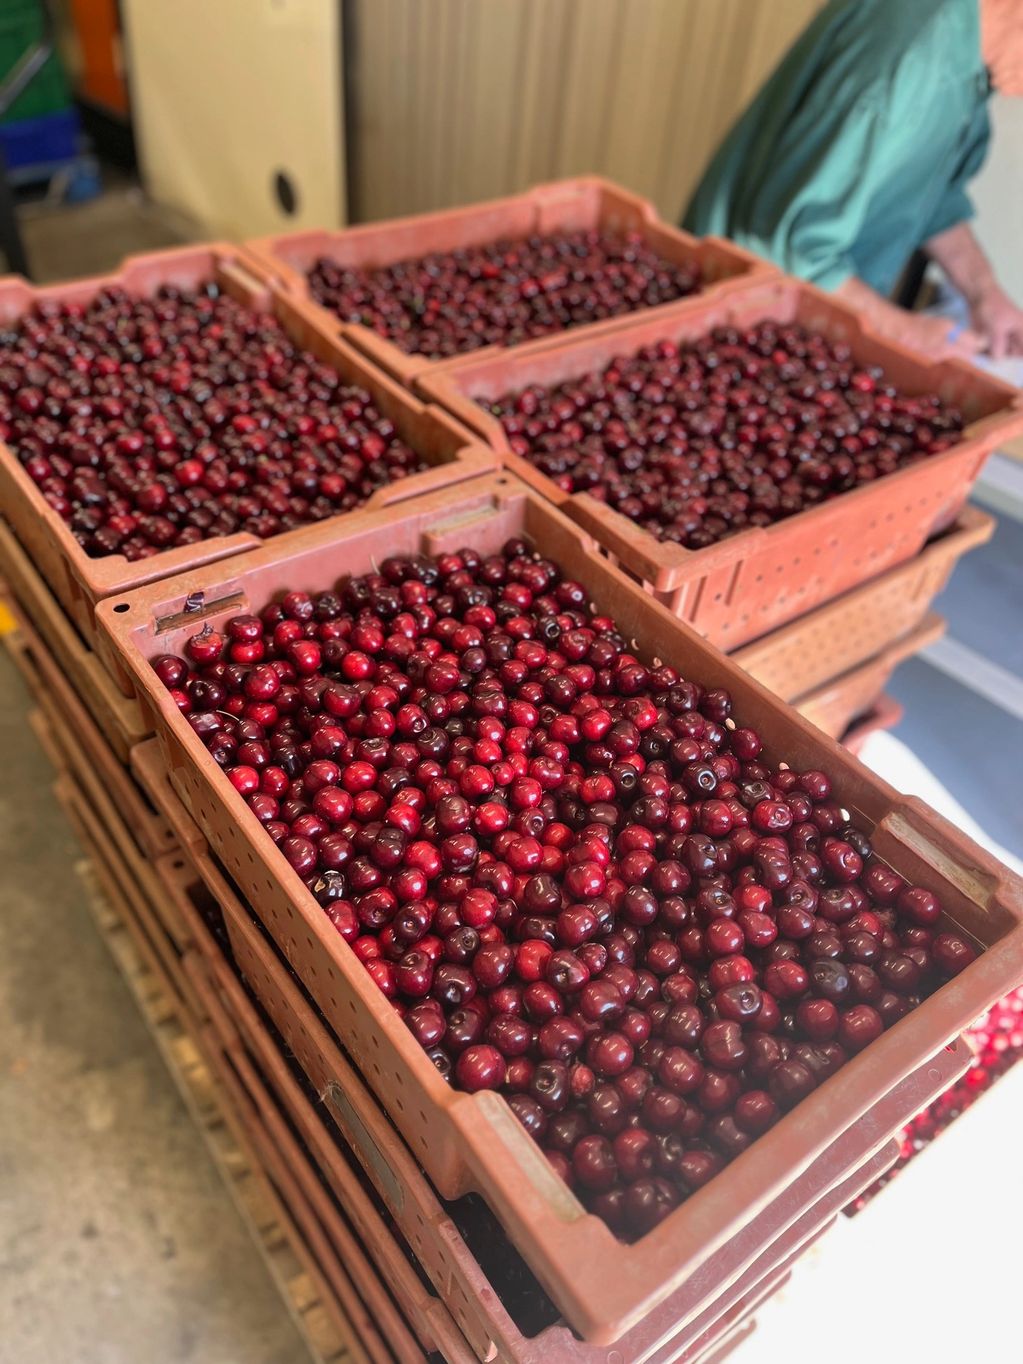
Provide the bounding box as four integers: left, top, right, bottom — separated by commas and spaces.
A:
143, 763, 920, 1364
181, 1005, 406, 1364
0, 521, 148, 762
418, 279, 1023, 649
51, 771, 189, 1016
246, 176, 768, 388
790, 614, 943, 739
100, 474, 1019, 1345
728, 508, 991, 701
11, 599, 177, 861
183, 947, 483, 1364
0, 243, 495, 661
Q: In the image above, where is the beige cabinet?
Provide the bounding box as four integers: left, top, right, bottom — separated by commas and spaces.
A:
122, 0, 346, 237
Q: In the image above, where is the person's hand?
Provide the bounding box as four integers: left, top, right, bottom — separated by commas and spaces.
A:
969, 285, 1023, 359
833, 276, 982, 359
888, 311, 983, 360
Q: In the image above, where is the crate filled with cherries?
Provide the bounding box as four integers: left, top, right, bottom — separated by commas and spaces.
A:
150, 534, 980, 1242
0, 245, 490, 652
247, 176, 766, 387
100, 477, 1022, 1342
419, 279, 1023, 648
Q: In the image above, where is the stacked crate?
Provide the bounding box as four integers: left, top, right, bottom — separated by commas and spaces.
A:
2, 179, 1022, 1362
246, 177, 1016, 740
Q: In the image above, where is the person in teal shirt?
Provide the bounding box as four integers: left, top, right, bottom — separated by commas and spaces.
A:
686, 0, 1023, 358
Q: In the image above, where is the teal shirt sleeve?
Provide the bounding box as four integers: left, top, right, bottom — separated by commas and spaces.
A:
922, 95, 992, 240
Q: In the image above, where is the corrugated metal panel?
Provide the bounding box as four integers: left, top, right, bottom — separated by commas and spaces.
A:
346, 0, 823, 223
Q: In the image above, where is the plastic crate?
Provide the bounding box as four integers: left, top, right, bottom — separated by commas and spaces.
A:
791, 615, 944, 739
0, 108, 79, 170
246, 176, 769, 388
51, 770, 188, 1015
145, 804, 938, 1364
417, 279, 1023, 650
26, 705, 62, 770
99, 474, 1021, 1344
0, 3, 69, 124
729, 508, 992, 701
11, 602, 177, 860
139, 772, 915, 1364
177, 1001, 402, 1364
183, 945, 482, 1364
841, 695, 905, 758
0, 521, 148, 762
0, 243, 495, 663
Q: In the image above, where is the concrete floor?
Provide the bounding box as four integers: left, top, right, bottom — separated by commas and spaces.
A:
1, 180, 309, 1364
15, 178, 198, 282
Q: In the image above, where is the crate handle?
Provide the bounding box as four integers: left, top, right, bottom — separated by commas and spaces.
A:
878, 798, 1003, 911
154, 590, 246, 634
322, 1081, 406, 1215
217, 258, 274, 310
421, 504, 504, 554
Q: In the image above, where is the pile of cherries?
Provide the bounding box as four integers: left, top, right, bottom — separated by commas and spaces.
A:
306, 229, 702, 358
0, 284, 425, 560
154, 539, 976, 1240
489, 325, 966, 550
852, 985, 1023, 1211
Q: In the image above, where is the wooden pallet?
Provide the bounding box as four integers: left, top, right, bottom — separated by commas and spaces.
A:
69, 850, 356, 1364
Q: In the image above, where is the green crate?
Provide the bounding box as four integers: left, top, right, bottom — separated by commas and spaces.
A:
0, 2, 70, 125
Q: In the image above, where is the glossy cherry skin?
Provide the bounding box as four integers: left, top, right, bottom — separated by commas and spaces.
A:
455, 1045, 507, 1092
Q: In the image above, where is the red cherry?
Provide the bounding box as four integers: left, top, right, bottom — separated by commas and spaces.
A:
455, 1045, 506, 1092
